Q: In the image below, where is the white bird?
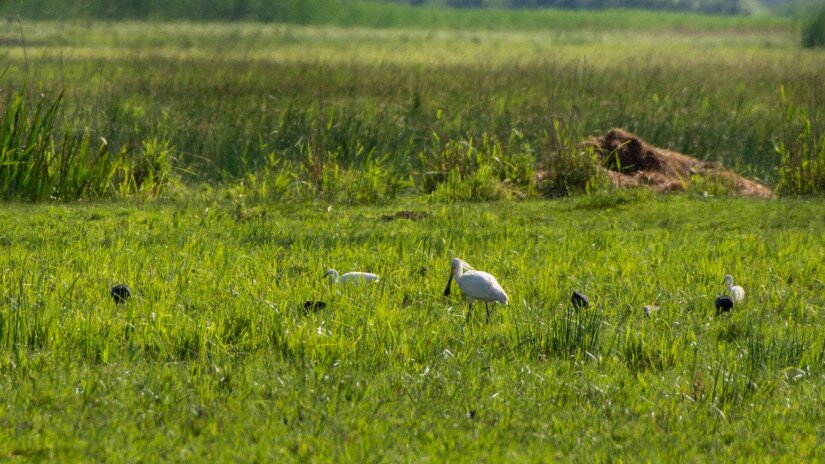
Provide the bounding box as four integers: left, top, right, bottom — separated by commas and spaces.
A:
323, 269, 379, 284
723, 274, 745, 302
643, 304, 660, 317
443, 258, 508, 323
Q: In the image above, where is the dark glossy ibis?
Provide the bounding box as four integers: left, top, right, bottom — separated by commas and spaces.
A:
110, 284, 131, 304
571, 291, 589, 310
303, 300, 327, 313
715, 295, 734, 315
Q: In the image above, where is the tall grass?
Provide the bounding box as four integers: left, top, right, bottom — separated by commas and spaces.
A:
0, 88, 121, 200
0, 22, 823, 200
774, 87, 825, 194
0, 87, 182, 200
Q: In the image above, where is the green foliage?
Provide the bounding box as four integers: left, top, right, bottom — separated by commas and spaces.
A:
536, 121, 604, 197
774, 87, 825, 194
801, 7, 825, 48
0, 197, 824, 460
0, 88, 184, 201
0, 88, 122, 201
0, 18, 821, 201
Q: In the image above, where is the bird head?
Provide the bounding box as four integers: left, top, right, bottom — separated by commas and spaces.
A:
722, 274, 733, 286
449, 258, 471, 275
445, 258, 464, 297
323, 269, 338, 282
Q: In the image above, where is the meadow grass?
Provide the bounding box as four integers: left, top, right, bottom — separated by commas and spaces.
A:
1, 195, 824, 460
0, 20, 823, 200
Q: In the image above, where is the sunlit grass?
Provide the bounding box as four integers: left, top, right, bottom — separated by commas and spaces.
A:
0, 20, 822, 197
0, 196, 824, 460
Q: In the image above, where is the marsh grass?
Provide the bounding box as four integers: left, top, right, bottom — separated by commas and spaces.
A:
0, 21, 822, 199
1, 197, 824, 460
0, 87, 123, 200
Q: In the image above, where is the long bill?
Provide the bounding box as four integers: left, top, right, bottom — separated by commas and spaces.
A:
443, 272, 453, 296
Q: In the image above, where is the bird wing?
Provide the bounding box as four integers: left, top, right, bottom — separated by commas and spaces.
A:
732, 286, 745, 302
458, 271, 508, 304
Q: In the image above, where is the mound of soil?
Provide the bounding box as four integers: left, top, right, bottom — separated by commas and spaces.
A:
585, 128, 774, 198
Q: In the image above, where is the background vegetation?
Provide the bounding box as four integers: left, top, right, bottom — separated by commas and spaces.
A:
0, 0, 816, 18
0, 0, 792, 27
0, 18, 823, 202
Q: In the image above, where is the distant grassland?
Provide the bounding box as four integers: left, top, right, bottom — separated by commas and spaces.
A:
0, 0, 792, 30
0, 18, 822, 201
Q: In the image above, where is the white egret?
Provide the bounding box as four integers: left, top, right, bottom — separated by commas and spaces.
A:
723, 275, 745, 302
443, 258, 508, 323
323, 269, 379, 284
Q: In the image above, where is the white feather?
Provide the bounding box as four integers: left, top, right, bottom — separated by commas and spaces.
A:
723, 274, 745, 302
325, 269, 379, 284
456, 270, 509, 304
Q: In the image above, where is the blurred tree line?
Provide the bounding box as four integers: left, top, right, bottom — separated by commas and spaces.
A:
0, 0, 750, 18
417, 0, 743, 14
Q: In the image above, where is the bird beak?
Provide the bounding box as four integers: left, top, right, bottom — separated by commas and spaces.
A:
443, 271, 453, 297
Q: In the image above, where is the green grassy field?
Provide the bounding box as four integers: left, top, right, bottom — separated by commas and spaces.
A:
1, 196, 824, 461
1, 19, 822, 201
1, 10, 825, 461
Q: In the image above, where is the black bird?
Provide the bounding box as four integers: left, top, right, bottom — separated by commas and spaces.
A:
715, 295, 734, 315
303, 300, 327, 313
571, 291, 589, 309
110, 284, 131, 304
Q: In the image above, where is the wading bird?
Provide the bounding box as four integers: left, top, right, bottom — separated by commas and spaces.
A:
444, 258, 508, 323
643, 304, 660, 317
571, 291, 589, 309
715, 295, 734, 315
303, 300, 327, 313
723, 275, 745, 302
323, 269, 379, 284
110, 284, 131, 304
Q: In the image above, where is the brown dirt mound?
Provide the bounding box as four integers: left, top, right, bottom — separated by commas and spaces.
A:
585, 128, 774, 198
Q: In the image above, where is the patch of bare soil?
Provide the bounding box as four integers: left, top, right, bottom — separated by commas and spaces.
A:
584, 128, 775, 198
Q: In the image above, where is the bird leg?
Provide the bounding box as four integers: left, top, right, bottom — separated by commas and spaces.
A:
485, 303, 491, 324
465, 302, 473, 323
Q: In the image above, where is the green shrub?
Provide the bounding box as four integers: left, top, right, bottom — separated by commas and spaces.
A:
536, 120, 602, 197
802, 7, 825, 48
